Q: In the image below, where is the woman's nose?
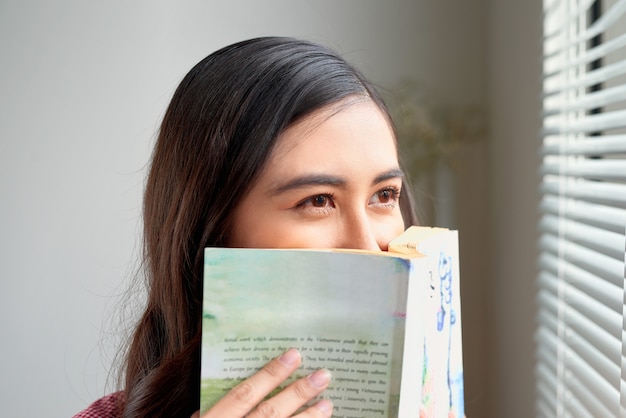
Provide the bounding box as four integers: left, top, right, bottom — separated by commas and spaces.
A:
341, 213, 382, 251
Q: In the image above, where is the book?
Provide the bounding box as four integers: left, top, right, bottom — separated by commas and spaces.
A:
200, 226, 464, 417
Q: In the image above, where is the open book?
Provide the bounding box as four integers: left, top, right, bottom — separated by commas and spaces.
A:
200, 226, 464, 417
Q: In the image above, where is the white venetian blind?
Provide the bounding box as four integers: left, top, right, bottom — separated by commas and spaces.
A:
537, 0, 626, 416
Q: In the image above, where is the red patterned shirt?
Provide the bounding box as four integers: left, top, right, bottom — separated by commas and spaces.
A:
72, 392, 123, 418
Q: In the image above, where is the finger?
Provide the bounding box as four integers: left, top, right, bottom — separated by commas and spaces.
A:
247, 368, 332, 418
293, 399, 333, 418
201, 348, 302, 418
190, 412, 199, 418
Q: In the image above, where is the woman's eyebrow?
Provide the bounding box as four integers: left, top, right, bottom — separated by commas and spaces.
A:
271, 174, 347, 195
372, 168, 404, 185
270, 168, 404, 196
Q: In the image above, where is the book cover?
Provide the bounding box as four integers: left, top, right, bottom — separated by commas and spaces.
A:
200, 226, 464, 417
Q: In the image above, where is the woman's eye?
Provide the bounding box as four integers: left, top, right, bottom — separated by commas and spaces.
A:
377, 189, 393, 203
300, 194, 335, 208
312, 195, 330, 207
371, 187, 401, 206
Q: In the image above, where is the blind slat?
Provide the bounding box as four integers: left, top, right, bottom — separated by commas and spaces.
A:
543, 0, 626, 53
540, 214, 626, 255
544, 81, 626, 114
539, 234, 625, 286
539, 252, 623, 312
538, 307, 621, 384
543, 109, 626, 134
541, 159, 626, 180
543, 0, 596, 41
565, 371, 618, 417
543, 56, 626, 96
538, 284, 622, 357
535, 326, 620, 415
540, 195, 626, 231
541, 178, 626, 204
542, 134, 626, 154
544, 32, 626, 78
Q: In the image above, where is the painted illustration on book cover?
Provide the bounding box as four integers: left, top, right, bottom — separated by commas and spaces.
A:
418, 234, 464, 418
201, 250, 414, 416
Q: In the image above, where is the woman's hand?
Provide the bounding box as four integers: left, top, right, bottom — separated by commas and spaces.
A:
192, 348, 333, 418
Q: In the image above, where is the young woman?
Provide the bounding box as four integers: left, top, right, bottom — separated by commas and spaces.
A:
74, 36, 418, 418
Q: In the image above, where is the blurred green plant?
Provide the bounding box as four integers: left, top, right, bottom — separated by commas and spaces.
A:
385, 80, 487, 183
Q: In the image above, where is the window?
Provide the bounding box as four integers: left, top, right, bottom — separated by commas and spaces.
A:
537, 0, 626, 416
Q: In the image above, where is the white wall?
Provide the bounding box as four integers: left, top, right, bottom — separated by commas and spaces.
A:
0, 1, 489, 416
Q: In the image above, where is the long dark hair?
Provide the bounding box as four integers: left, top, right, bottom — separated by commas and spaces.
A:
121, 36, 418, 417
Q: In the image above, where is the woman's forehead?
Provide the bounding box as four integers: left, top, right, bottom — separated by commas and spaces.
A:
259, 100, 399, 187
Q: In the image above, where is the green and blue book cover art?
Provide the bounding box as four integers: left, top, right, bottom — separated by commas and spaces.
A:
200, 227, 464, 418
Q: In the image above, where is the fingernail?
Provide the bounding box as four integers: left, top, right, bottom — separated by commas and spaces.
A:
278, 348, 300, 367
315, 399, 333, 415
308, 368, 332, 388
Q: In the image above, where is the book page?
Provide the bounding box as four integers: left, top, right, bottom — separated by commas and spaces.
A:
205, 335, 397, 417
201, 249, 413, 417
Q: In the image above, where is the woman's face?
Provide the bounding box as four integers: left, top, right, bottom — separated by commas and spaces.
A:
229, 99, 406, 251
